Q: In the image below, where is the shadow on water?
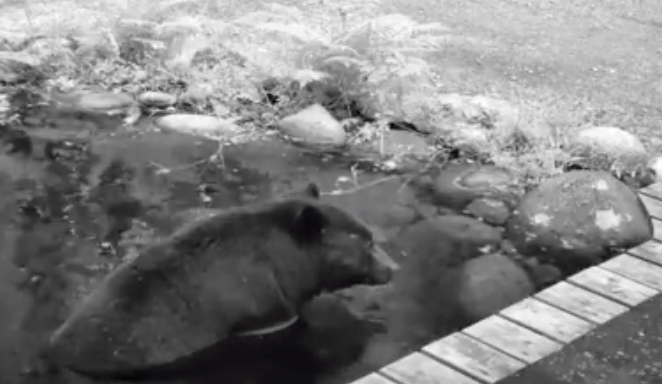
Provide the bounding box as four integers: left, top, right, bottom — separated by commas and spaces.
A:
0, 90, 409, 384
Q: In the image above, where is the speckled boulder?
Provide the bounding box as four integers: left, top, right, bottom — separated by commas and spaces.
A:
413, 162, 522, 211
456, 253, 534, 322
505, 170, 653, 274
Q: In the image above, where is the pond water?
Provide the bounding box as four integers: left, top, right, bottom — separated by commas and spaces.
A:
2, 84, 653, 384
0, 89, 433, 384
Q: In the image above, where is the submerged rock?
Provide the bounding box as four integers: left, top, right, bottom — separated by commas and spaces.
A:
455, 253, 534, 322
413, 162, 522, 211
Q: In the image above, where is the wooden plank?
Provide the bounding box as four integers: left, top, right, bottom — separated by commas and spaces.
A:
628, 240, 662, 266
381, 352, 480, 384
640, 182, 662, 200
535, 281, 629, 323
350, 373, 398, 384
422, 332, 526, 383
569, 266, 658, 306
648, 218, 662, 241
600, 254, 662, 291
463, 315, 563, 364
500, 298, 595, 343
639, 194, 662, 221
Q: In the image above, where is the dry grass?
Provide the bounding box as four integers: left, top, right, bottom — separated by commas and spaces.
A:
1, 0, 659, 186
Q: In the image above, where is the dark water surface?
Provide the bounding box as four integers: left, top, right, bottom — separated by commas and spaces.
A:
0, 91, 414, 384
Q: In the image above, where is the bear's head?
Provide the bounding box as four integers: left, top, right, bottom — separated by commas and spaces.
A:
278, 183, 398, 292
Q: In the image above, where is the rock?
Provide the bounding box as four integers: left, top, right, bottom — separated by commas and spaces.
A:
466, 197, 511, 225
413, 162, 522, 211
67, 92, 135, 112
438, 93, 520, 132
50, 91, 140, 125
137, 91, 177, 108
154, 114, 242, 138
648, 156, 662, 184
505, 170, 654, 274
277, 104, 347, 146
456, 254, 534, 322
0, 52, 42, 85
567, 126, 650, 182
369, 130, 431, 157
468, 95, 521, 132
393, 215, 502, 263
521, 259, 563, 289
569, 126, 646, 162
179, 84, 213, 105
444, 124, 491, 156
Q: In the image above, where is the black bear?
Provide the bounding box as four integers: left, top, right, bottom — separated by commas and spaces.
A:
48, 183, 397, 379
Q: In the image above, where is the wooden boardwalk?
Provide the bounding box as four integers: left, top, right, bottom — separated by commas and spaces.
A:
350, 183, 662, 384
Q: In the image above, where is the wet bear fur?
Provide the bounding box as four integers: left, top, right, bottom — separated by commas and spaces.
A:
48, 183, 393, 379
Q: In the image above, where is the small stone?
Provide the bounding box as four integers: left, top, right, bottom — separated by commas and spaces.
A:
370, 130, 431, 157
72, 92, 135, 112
277, 103, 347, 146
138, 91, 177, 108
445, 124, 491, 155
567, 126, 648, 174
154, 114, 241, 137
648, 156, 662, 183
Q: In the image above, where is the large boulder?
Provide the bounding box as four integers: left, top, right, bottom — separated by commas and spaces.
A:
505, 170, 653, 273
455, 254, 534, 322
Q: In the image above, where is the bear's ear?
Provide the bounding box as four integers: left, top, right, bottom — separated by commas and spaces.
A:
293, 203, 329, 239
303, 182, 321, 199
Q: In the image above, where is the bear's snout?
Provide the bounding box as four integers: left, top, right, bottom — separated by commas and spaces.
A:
368, 245, 398, 284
